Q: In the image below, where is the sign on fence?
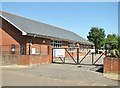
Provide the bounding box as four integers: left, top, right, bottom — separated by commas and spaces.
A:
53, 49, 65, 57
91, 49, 95, 53
32, 48, 36, 54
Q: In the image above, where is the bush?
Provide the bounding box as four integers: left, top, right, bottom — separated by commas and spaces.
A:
109, 49, 120, 58
118, 36, 120, 52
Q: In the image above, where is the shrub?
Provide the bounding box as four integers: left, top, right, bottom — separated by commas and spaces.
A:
109, 49, 120, 58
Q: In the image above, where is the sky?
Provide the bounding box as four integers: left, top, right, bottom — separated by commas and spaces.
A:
1, 2, 118, 39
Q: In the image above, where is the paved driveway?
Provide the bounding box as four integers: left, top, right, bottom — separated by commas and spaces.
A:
2, 63, 119, 86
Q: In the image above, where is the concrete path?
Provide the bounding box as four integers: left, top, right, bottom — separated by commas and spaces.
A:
2, 63, 119, 86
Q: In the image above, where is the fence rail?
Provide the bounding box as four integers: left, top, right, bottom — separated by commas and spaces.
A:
1, 44, 50, 65
0, 44, 49, 55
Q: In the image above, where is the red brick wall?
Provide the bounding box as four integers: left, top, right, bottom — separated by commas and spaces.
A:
0, 28, 2, 46
30, 55, 50, 65
49, 45, 52, 62
1, 26, 19, 46
1, 17, 51, 47
26, 44, 50, 55
19, 55, 30, 65
31, 37, 51, 45
1, 17, 27, 54
1, 18, 27, 46
104, 57, 120, 74
1, 17, 53, 65
19, 45, 52, 65
62, 41, 68, 48
1, 17, 92, 65
65, 51, 76, 58
61, 41, 91, 58
79, 52, 87, 56
2, 46, 52, 65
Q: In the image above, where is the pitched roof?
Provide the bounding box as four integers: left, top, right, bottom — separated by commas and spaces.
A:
1, 11, 93, 45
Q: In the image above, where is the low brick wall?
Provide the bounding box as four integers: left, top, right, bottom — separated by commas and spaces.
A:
19, 55, 30, 65
104, 57, 120, 74
30, 55, 50, 65
2, 54, 52, 66
103, 57, 120, 80
2, 55, 30, 65
2, 54, 21, 65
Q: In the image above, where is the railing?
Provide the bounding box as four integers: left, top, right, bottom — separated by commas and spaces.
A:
1, 45, 50, 65
1, 45, 49, 55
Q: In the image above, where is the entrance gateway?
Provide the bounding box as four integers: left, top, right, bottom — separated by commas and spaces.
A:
52, 48, 104, 65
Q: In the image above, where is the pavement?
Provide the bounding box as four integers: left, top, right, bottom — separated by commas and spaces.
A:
1, 54, 120, 86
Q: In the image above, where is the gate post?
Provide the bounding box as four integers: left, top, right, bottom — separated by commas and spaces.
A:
77, 48, 79, 64
92, 53, 94, 65
52, 48, 53, 63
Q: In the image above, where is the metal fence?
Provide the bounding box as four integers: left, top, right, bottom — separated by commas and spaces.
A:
1, 44, 49, 55
1, 44, 50, 65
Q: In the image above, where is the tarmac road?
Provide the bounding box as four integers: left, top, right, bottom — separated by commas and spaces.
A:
2, 63, 119, 86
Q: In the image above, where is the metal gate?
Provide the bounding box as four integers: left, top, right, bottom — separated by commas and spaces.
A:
52, 48, 104, 65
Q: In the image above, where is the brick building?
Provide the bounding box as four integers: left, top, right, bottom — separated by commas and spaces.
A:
0, 11, 93, 65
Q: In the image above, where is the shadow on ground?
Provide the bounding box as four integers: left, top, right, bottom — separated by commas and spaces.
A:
53, 62, 104, 73
95, 66, 103, 73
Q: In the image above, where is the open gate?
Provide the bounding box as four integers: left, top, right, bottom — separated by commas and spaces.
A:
52, 48, 105, 65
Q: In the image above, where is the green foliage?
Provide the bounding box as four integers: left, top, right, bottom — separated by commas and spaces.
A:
87, 27, 105, 53
104, 35, 120, 58
117, 36, 120, 52
102, 34, 118, 47
108, 49, 120, 58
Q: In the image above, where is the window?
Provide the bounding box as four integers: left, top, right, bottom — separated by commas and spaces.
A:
79, 44, 84, 51
20, 45, 26, 55
11, 44, 16, 54
68, 42, 75, 47
86, 45, 89, 51
51, 40, 62, 48
84, 45, 89, 52
68, 42, 76, 52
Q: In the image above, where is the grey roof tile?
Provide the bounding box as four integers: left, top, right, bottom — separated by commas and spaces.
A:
1, 11, 93, 45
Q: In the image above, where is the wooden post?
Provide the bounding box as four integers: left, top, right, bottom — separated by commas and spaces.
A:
92, 53, 94, 65
64, 57, 65, 63
29, 44, 31, 55
52, 48, 53, 63
28, 38, 33, 55
77, 48, 79, 64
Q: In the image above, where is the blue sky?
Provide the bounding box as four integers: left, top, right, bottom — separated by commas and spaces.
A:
1, 2, 118, 39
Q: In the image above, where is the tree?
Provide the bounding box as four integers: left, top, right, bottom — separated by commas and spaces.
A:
87, 27, 105, 53
102, 34, 118, 50
106, 34, 118, 43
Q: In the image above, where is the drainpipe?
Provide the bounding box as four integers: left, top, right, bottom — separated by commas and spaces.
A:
28, 39, 32, 55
